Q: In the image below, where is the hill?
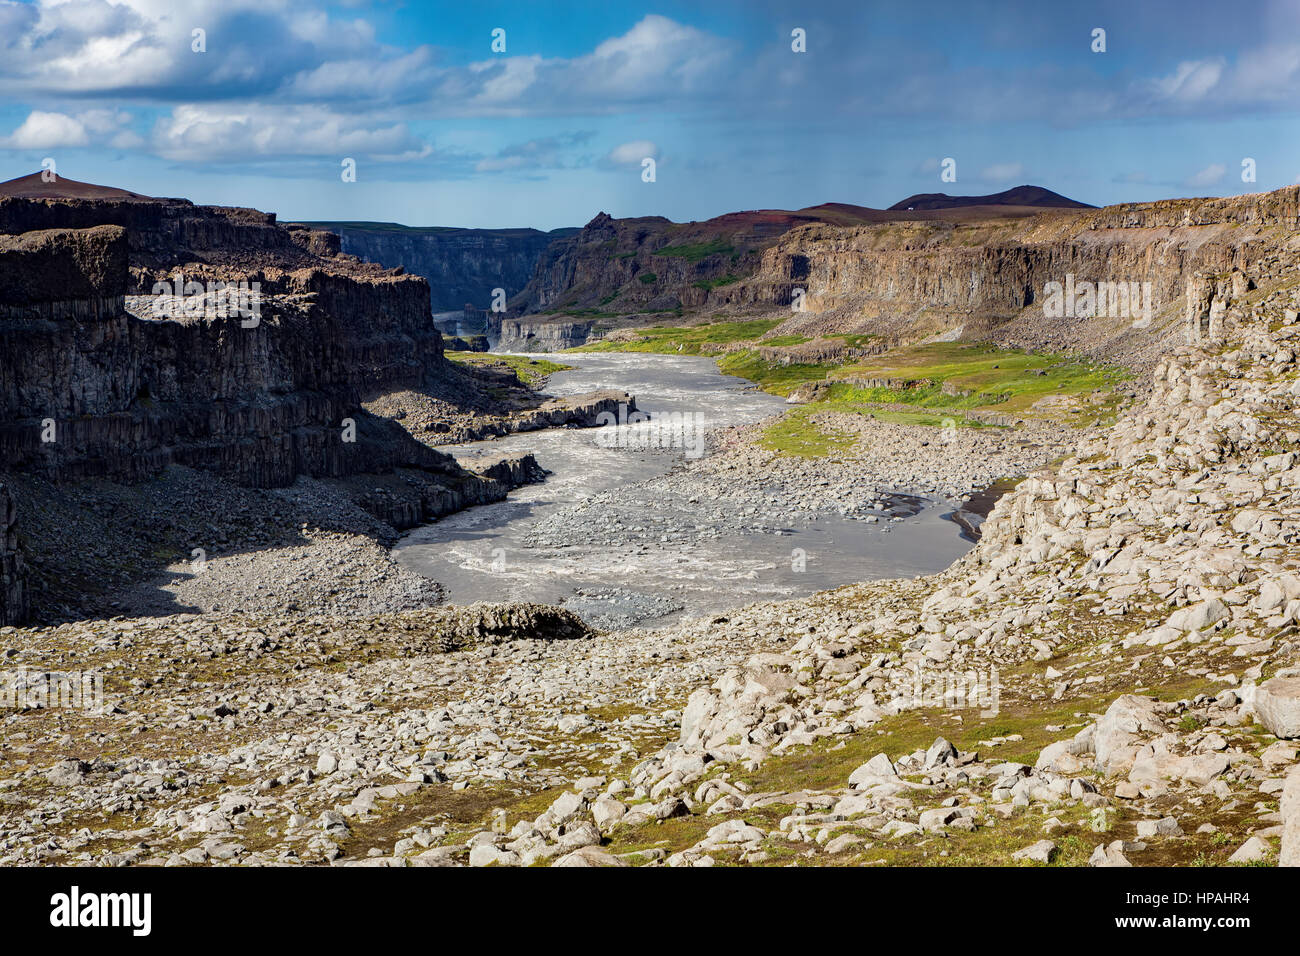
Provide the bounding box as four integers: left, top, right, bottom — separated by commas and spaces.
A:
888, 185, 1094, 211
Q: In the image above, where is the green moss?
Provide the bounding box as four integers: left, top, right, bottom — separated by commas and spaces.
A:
573, 319, 784, 355
653, 238, 735, 262
759, 408, 853, 458
445, 352, 572, 387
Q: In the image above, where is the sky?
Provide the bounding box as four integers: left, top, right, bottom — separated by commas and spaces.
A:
2, 0, 1299, 229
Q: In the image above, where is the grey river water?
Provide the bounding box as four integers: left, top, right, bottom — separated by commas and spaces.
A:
394, 353, 980, 628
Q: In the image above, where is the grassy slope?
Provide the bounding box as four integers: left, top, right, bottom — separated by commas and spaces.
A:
570, 320, 1129, 458
572, 319, 789, 354
447, 352, 573, 387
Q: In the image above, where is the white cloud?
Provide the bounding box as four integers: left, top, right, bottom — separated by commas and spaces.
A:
2, 108, 136, 148
605, 140, 659, 167
151, 104, 430, 162
1186, 163, 1227, 188
5, 111, 90, 148
1148, 58, 1226, 104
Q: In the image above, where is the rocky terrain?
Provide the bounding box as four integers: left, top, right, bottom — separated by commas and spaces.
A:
519, 414, 1075, 552
3, 184, 1300, 869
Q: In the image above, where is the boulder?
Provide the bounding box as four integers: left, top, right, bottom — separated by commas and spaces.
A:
1165, 598, 1228, 633
1094, 695, 1168, 776
1011, 840, 1057, 864
848, 753, 898, 787
1281, 766, 1300, 867
1255, 677, 1300, 739
553, 846, 629, 867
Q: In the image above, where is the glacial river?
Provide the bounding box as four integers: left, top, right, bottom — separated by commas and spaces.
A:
394, 353, 980, 628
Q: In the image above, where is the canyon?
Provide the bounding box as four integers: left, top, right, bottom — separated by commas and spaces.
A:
304, 221, 579, 313
2, 175, 1300, 871
0, 176, 609, 623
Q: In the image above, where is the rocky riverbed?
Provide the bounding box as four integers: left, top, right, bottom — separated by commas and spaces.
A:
396, 353, 1002, 627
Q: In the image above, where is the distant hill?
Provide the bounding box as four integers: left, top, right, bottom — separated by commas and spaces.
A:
0, 172, 154, 201
888, 185, 1094, 211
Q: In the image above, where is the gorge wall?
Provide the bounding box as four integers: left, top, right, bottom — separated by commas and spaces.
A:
0, 193, 530, 622
308, 222, 578, 312
729, 187, 1300, 367
0, 199, 454, 487
513, 212, 769, 317
510, 188, 1300, 368
0, 484, 24, 626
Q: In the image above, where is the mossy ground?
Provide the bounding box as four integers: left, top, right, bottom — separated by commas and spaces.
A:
573, 319, 785, 354
446, 352, 573, 387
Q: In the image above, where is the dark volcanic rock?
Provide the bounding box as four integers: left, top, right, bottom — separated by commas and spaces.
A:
306, 222, 579, 312
0, 193, 553, 621
0, 484, 25, 626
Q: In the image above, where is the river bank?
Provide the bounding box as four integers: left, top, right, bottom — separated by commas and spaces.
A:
393, 352, 1061, 628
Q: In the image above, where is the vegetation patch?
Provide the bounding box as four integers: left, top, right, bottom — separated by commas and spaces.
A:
446, 352, 572, 387
573, 319, 784, 355
653, 238, 735, 262
759, 407, 853, 458
836, 342, 1129, 420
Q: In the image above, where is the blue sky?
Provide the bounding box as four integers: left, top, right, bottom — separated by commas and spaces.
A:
1, 0, 1299, 228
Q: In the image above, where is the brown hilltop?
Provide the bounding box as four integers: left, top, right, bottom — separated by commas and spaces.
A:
0, 171, 156, 201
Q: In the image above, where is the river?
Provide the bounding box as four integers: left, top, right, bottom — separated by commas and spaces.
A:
394, 353, 981, 628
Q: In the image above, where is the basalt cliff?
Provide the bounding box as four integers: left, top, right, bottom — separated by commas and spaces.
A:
510, 187, 1300, 365
303, 222, 579, 313
0, 182, 542, 623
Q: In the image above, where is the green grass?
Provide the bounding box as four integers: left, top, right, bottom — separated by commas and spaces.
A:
638, 272, 658, 284
718, 341, 1128, 425
857, 407, 993, 428
573, 319, 784, 355
715, 350, 833, 394
758, 402, 989, 457
447, 352, 572, 387
691, 274, 742, 291
837, 342, 1129, 418
759, 407, 853, 457
652, 238, 735, 262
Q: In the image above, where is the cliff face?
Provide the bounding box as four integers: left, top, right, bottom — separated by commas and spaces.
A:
0, 200, 453, 488
0, 484, 24, 626
514, 212, 769, 317
509, 196, 1101, 322
0, 194, 535, 622
738, 187, 1300, 368
488, 316, 594, 352
309, 223, 578, 312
